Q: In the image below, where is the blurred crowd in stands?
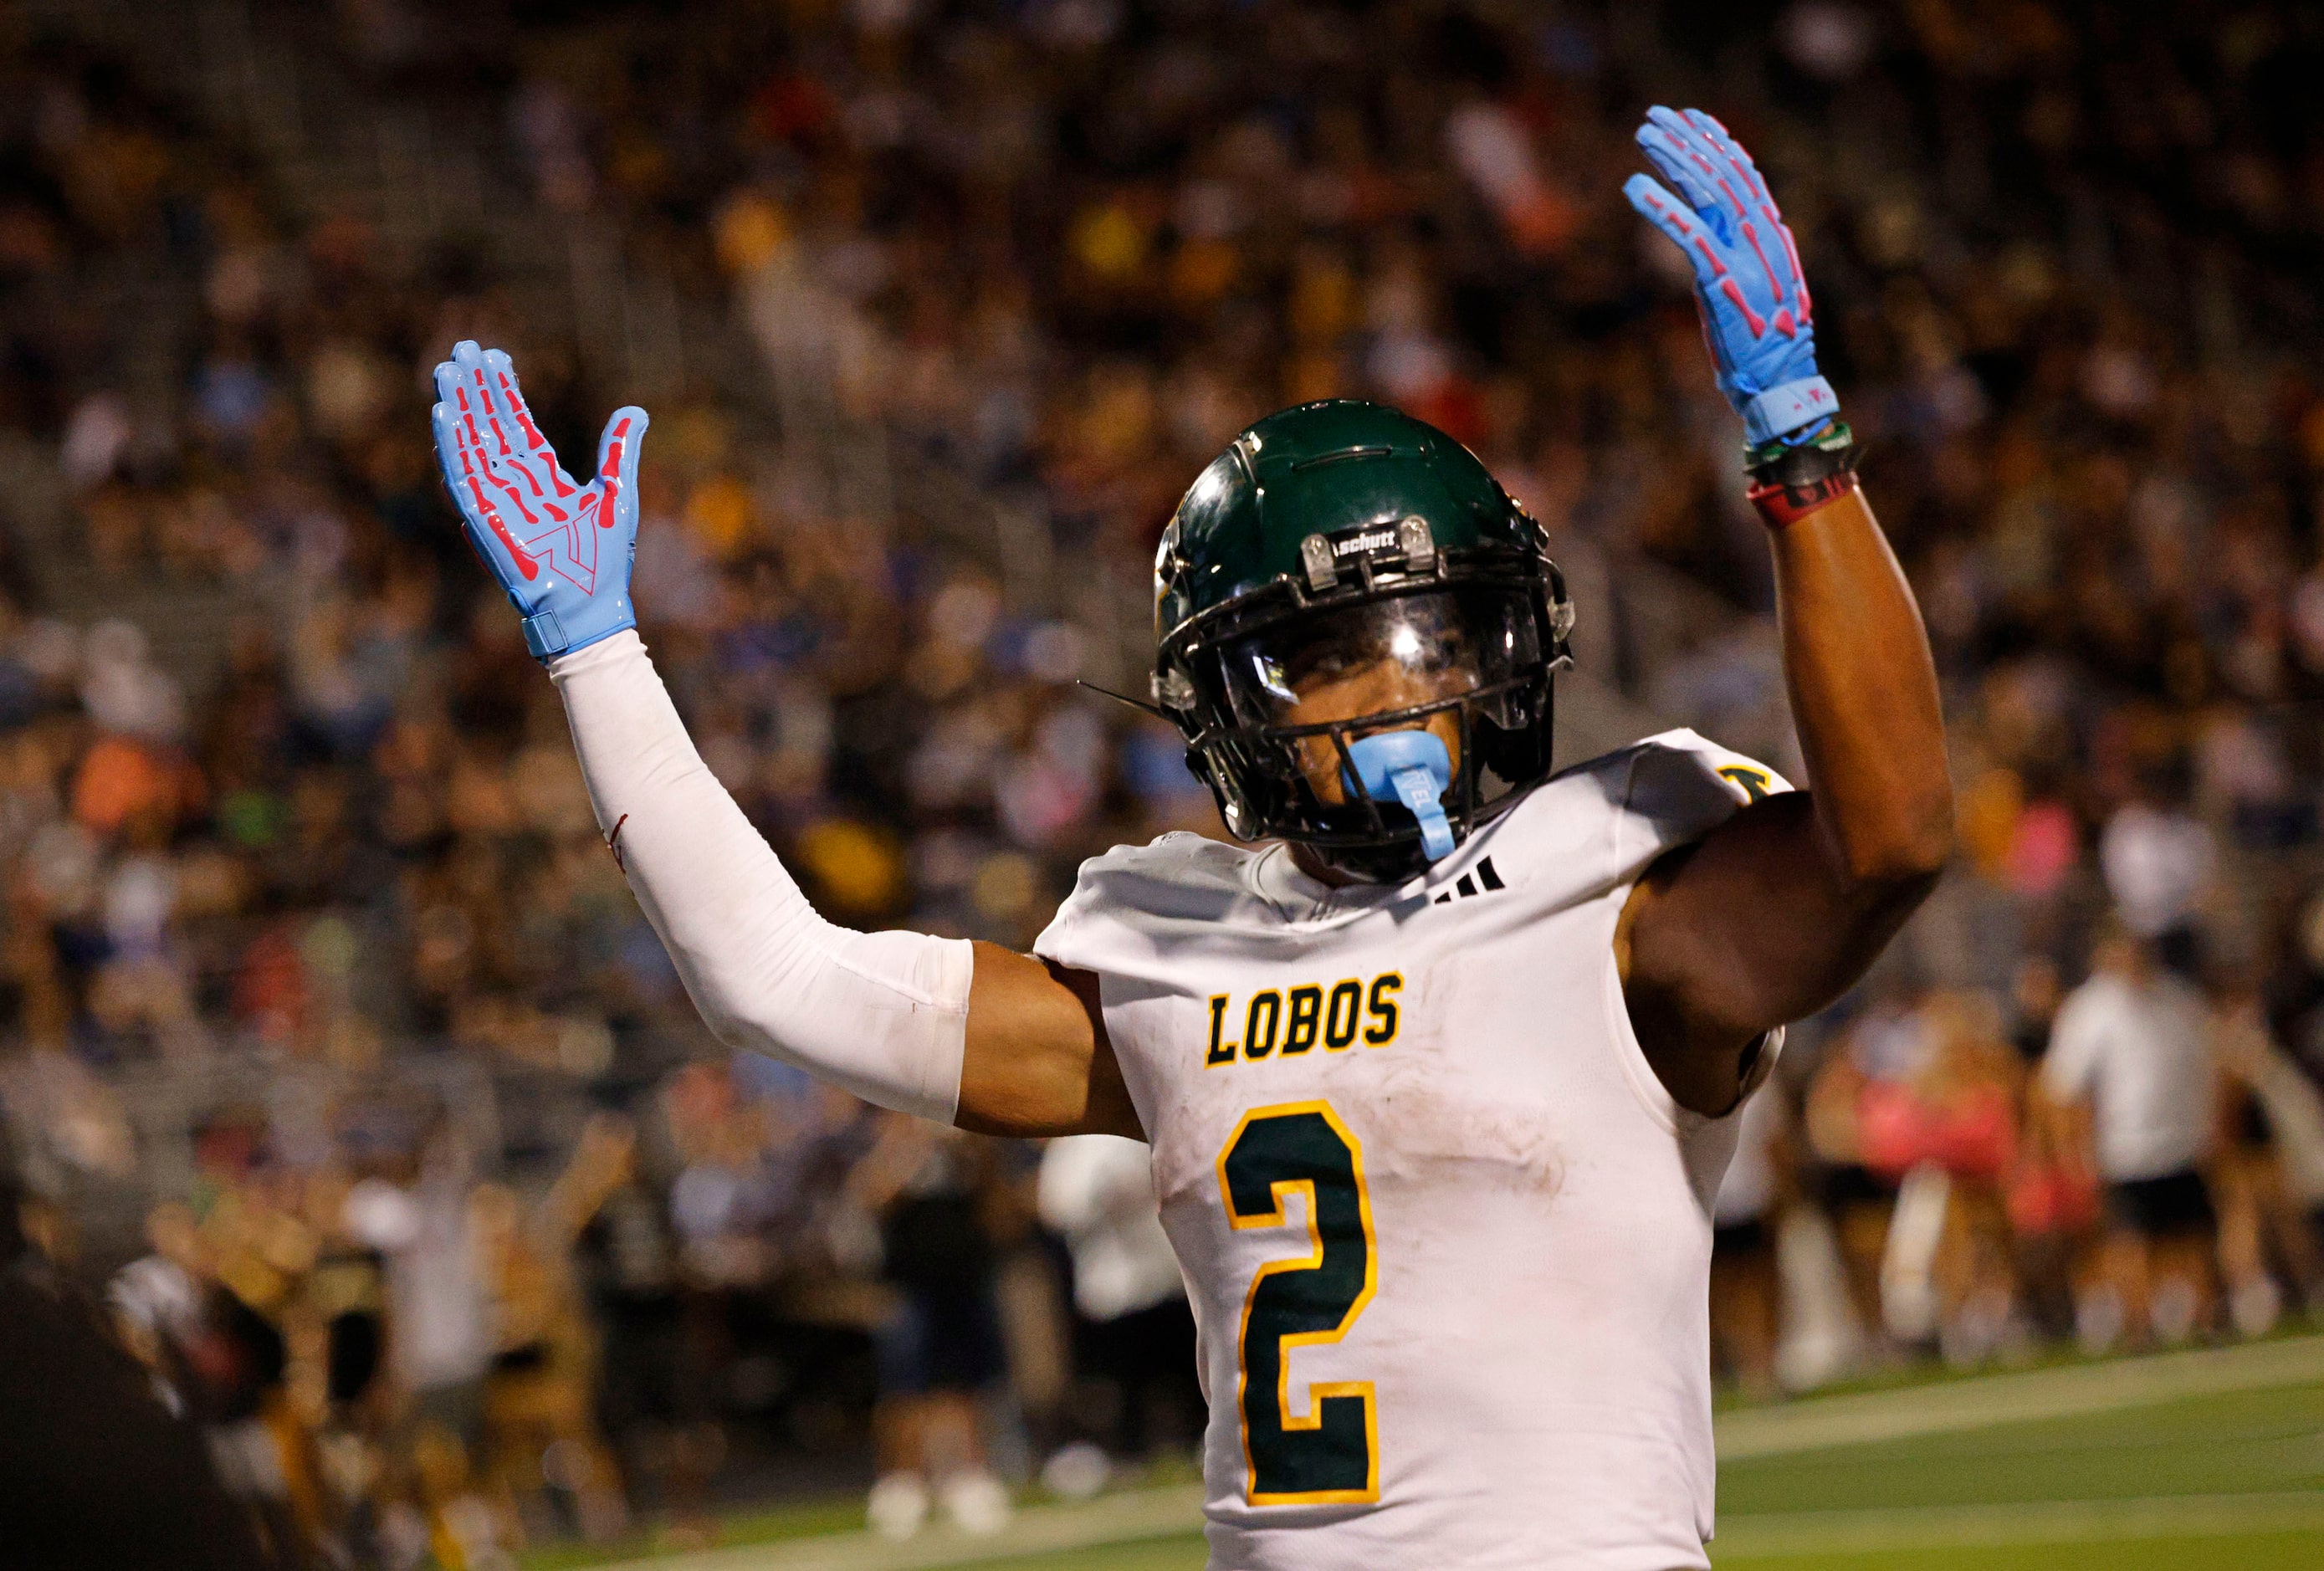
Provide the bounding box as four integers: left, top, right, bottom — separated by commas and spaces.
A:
3, 0, 2324, 1564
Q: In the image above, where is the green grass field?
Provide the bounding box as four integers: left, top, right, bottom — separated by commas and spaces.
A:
941, 1535, 2324, 1571
540, 1336, 2324, 1571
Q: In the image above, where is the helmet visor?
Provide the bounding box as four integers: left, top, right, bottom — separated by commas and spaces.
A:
1221, 586, 1542, 735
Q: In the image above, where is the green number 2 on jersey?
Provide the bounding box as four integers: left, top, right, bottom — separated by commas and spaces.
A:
1217, 1102, 1379, 1505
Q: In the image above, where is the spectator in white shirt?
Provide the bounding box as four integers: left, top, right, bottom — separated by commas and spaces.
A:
2041, 922, 2223, 1345
2098, 796, 2215, 976
1710, 1083, 1789, 1398
1037, 1135, 1196, 1481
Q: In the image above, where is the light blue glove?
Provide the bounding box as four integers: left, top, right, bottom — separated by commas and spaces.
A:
430, 340, 648, 660
1623, 106, 1836, 445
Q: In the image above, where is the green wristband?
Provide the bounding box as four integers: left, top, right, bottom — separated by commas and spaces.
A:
1744, 420, 1856, 481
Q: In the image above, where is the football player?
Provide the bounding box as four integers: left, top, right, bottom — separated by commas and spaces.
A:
430, 108, 1948, 1569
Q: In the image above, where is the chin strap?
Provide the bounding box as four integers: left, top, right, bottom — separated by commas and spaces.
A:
1344, 730, 1456, 863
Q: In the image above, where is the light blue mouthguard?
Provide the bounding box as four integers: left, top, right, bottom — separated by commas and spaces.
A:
1344, 730, 1456, 863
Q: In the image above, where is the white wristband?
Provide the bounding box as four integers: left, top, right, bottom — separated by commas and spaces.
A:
547, 632, 970, 1123
1742, 376, 1839, 444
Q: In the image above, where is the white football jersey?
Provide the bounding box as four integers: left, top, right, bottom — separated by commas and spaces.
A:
1033, 729, 1789, 1571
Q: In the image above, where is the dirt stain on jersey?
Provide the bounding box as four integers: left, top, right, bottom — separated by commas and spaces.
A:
1355, 954, 1567, 1196
1366, 1048, 1566, 1198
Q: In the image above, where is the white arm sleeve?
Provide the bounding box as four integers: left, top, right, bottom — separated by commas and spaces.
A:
546, 631, 970, 1123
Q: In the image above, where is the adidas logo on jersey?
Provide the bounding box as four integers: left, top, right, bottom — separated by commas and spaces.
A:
1429, 856, 1506, 904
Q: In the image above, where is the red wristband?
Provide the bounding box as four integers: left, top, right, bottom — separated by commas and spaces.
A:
1747, 468, 1859, 530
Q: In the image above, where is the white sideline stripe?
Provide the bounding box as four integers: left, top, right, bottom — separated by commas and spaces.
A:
617, 1336, 2324, 1569
1712, 1491, 2324, 1558
620, 1485, 1207, 1571
1717, 1333, 2324, 1461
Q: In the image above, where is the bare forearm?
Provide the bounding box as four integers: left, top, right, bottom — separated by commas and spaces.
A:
1615, 485, 1953, 1108
1616, 110, 1950, 1113
1770, 488, 1953, 886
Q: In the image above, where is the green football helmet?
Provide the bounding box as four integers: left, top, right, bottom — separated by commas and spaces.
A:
1152, 400, 1575, 883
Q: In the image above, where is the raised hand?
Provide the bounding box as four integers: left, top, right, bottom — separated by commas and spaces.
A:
430, 340, 648, 659
1623, 106, 1835, 446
